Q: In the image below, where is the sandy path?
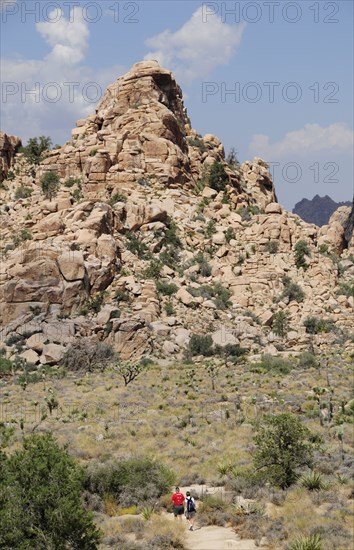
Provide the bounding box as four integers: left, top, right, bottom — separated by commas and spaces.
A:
184, 523, 258, 550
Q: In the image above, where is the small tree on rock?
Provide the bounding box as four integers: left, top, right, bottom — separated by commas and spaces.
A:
41, 171, 60, 201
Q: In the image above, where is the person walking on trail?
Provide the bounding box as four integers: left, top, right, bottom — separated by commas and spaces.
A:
185, 491, 197, 531
171, 486, 185, 520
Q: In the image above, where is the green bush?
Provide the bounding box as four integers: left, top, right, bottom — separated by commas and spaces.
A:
142, 259, 162, 279
20, 136, 52, 164
225, 227, 236, 243
204, 219, 217, 238
250, 354, 293, 375
272, 310, 290, 338
336, 281, 354, 298
0, 433, 100, 548
208, 161, 229, 192
214, 343, 247, 359
187, 283, 232, 310
164, 302, 175, 316
41, 171, 60, 201
281, 276, 305, 303
12, 228, 32, 248
0, 357, 14, 376
126, 233, 150, 259
64, 177, 81, 188
264, 240, 279, 254
303, 316, 334, 334
85, 457, 175, 506
294, 240, 310, 270
14, 186, 33, 199
187, 136, 207, 153
189, 334, 214, 356
108, 192, 127, 205
156, 281, 178, 296
253, 413, 316, 488
297, 352, 318, 369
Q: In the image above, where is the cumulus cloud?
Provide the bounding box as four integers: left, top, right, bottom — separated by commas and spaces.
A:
36, 7, 89, 65
249, 123, 354, 158
144, 6, 245, 83
1, 7, 125, 144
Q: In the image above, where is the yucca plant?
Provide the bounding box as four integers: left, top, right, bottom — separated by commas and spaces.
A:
300, 471, 330, 491
288, 533, 322, 550
140, 504, 156, 520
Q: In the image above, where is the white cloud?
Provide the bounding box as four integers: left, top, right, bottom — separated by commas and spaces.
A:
36, 7, 89, 65
1, 7, 125, 144
144, 7, 245, 83
249, 123, 354, 158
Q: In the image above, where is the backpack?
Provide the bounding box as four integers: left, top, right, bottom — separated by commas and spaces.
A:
186, 497, 196, 512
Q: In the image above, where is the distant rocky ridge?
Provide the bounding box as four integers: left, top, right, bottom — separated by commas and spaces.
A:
293, 195, 352, 227
0, 60, 353, 366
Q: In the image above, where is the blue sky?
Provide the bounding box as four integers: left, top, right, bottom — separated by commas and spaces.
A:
1, 0, 353, 209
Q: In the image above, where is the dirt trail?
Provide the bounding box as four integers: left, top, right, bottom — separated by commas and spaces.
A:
184, 523, 258, 550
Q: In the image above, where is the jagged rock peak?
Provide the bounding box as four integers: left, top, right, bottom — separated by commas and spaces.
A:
96, 60, 190, 127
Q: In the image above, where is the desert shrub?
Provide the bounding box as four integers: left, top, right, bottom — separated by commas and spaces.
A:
199, 259, 212, 277
204, 219, 217, 238
21, 136, 52, 164
336, 281, 354, 298
108, 192, 127, 205
214, 343, 247, 360
187, 136, 207, 153
60, 339, 116, 372
208, 161, 229, 192
264, 240, 279, 254
12, 228, 32, 248
297, 352, 318, 369
225, 227, 236, 243
156, 281, 178, 296
85, 457, 175, 506
250, 354, 293, 375
286, 533, 322, 550
294, 240, 310, 270
79, 291, 106, 315
187, 283, 232, 310
0, 357, 14, 377
188, 334, 214, 356
164, 219, 182, 248
0, 433, 101, 549
303, 316, 334, 334
159, 246, 181, 271
64, 177, 81, 188
272, 310, 290, 338
14, 185, 33, 199
300, 471, 330, 491
164, 301, 175, 316
126, 233, 150, 259
142, 259, 162, 279
41, 171, 60, 201
281, 276, 305, 302
115, 289, 130, 303
253, 413, 316, 488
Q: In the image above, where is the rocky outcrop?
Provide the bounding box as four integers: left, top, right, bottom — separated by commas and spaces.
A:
0, 61, 353, 364
0, 132, 22, 181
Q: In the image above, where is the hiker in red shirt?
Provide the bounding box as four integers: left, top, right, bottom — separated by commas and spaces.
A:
171, 486, 185, 520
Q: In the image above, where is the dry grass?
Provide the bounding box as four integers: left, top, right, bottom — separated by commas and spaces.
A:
1, 356, 353, 548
